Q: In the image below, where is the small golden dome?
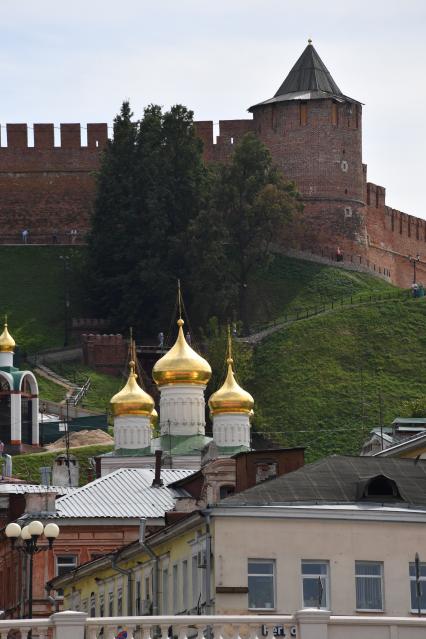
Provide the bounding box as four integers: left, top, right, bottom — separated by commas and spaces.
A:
0, 319, 15, 353
209, 358, 254, 415
150, 407, 159, 429
111, 361, 155, 417
152, 319, 211, 386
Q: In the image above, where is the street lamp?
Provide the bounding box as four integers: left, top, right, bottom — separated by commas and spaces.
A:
408, 254, 420, 284
5, 521, 60, 624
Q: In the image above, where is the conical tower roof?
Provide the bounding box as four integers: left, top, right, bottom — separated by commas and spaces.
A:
274, 40, 342, 97
249, 40, 359, 111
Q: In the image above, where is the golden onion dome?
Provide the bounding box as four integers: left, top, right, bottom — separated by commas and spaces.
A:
0, 319, 15, 353
152, 319, 211, 386
150, 407, 159, 429
208, 358, 254, 415
110, 361, 155, 417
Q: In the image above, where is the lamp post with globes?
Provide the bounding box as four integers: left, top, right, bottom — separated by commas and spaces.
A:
5, 521, 60, 622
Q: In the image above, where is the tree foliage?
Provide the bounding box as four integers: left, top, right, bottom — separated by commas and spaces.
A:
88, 110, 301, 337
191, 133, 302, 331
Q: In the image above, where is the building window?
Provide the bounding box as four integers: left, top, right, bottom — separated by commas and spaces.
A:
162, 568, 169, 614
409, 562, 426, 612
108, 591, 114, 616
344, 207, 352, 218
173, 564, 179, 613
55, 555, 78, 596
248, 560, 275, 610
299, 103, 308, 126
355, 562, 383, 610
219, 485, 235, 499
99, 593, 105, 617
192, 555, 199, 609
302, 561, 329, 609
117, 586, 123, 616
182, 560, 188, 611
90, 592, 96, 617
331, 103, 338, 126
135, 580, 141, 615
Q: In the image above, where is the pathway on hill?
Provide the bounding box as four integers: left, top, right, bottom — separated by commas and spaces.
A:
242, 291, 417, 345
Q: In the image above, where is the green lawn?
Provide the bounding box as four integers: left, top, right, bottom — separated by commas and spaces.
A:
41, 361, 126, 414
0, 246, 88, 352
248, 254, 397, 329
12, 444, 114, 486
250, 296, 426, 461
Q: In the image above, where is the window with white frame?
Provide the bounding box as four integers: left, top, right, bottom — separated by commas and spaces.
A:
135, 580, 141, 615
248, 560, 275, 610
173, 564, 179, 613
162, 568, 169, 614
409, 562, 426, 612
182, 560, 188, 611
108, 590, 114, 616
55, 555, 78, 596
192, 555, 199, 609
117, 585, 123, 616
355, 561, 383, 610
301, 561, 329, 609
99, 592, 105, 617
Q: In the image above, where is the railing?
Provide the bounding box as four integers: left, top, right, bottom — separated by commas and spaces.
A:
2, 611, 426, 639
71, 377, 91, 406
245, 288, 413, 340
0, 232, 87, 245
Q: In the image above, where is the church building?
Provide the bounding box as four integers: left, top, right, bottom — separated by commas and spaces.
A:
99, 319, 254, 476
0, 320, 39, 450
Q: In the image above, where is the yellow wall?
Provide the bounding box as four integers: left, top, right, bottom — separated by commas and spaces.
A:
62, 519, 208, 616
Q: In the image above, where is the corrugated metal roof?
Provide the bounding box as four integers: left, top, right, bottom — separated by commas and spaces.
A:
55, 468, 192, 519
0, 484, 76, 495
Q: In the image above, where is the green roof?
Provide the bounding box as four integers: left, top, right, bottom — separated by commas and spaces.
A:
158, 434, 212, 456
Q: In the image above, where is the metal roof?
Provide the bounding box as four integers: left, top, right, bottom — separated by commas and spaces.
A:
0, 484, 76, 495
392, 417, 426, 425
249, 42, 360, 111
220, 455, 426, 508
55, 468, 192, 519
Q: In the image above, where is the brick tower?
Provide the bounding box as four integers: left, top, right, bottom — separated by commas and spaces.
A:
249, 40, 366, 252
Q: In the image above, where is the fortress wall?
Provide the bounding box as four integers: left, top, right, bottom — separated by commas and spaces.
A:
0, 123, 107, 235
365, 181, 426, 287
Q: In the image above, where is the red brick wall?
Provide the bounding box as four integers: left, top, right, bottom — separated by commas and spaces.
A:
81, 333, 128, 375
0, 123, 107, 237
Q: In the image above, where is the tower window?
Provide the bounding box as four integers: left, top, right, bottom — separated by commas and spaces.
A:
344, 207, 352, 218
331, 103, 338, 126
299, 103, 308, 126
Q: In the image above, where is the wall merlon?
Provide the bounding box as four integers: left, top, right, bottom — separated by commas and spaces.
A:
34, 124, 54, 149
87, 123, 108, 149
60, 123, 81, 149
6, 124, 28, 149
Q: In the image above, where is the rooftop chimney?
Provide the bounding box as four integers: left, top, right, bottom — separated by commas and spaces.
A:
152, 450, 164, 487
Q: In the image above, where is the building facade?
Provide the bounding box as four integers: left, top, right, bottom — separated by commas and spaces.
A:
53, 455, 426, 619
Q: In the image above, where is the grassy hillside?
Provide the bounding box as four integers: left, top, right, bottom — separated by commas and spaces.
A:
12, 444, 114, 486
248, 254, 396, 328
0, 246, 87, 351
250, 296, 426, 462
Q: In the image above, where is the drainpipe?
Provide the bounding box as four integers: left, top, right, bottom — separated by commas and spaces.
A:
111, 552, 133, 616
139, 517, 159, 615
201, 510, 213, 615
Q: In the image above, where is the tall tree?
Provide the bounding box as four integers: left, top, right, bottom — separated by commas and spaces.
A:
191, 133, 302, 332
87, 102, 137, 318
87, 102, 207, 336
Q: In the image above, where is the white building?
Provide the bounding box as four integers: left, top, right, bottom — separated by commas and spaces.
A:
100, 320, 253, 475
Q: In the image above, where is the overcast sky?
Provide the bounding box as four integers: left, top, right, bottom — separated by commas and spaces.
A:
1, 0, 425, 216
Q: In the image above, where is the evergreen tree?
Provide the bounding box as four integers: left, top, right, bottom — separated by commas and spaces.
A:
191, 133, 302, 332
87, 102, 207, 337
87, 102, 137, 321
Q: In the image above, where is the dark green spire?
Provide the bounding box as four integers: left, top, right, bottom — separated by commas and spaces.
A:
274, 40, 343, 97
